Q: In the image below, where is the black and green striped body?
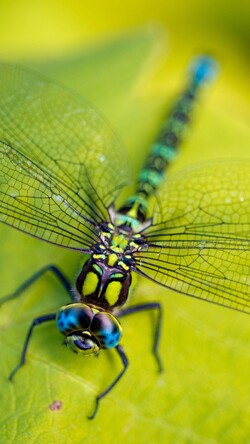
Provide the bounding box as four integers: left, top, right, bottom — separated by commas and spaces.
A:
118, 59, 215, 226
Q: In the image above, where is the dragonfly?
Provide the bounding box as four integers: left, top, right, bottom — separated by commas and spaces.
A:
0, 57, 249, 419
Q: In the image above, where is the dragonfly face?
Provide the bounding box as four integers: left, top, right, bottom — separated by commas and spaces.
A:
56, 303, 122, 355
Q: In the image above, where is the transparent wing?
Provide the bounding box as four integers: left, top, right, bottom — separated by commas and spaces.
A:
0, 64, 130, 250
135, 161, 250, 314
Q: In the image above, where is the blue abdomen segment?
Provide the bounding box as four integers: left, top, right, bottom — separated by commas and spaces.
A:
189, 55, 218, 86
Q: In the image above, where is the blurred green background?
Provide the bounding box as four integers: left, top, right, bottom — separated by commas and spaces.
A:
0, 1, 249, 444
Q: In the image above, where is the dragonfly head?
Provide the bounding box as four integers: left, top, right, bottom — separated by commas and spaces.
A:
56, 303, 122, 356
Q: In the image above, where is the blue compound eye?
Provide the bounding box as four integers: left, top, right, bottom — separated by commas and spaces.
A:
91, 312, 122, 349
66, 331, 100, 355
56, 303, 94, 335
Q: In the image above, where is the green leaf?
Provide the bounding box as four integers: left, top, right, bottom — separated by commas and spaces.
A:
0, 28, 250, 444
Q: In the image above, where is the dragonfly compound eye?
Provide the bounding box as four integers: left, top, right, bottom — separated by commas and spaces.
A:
91, 312, 122, 349
56, 303, 122, 353
56, 303, 94, 335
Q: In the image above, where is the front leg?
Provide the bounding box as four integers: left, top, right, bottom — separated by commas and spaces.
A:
9, 313, 56, 381
117, 302, 163, 372
0, 264, 72, 306
88, 345, 129, 420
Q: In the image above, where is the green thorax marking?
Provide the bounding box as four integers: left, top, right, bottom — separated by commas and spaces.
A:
110, 233, 128, 252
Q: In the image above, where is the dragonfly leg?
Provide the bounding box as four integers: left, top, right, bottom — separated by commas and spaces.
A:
88, 345, 128, 420
0, 264, 72, 305
118, 302, 163, 372
9, 313, 56, 381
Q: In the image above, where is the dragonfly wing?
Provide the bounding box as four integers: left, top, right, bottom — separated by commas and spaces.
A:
135, 161, 250, 314
0, 140, 100, 250
0, 64, 130, 249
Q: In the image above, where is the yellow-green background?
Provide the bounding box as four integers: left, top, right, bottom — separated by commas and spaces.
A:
0, 2, 249, 443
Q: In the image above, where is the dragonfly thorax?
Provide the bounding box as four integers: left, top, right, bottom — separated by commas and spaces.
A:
76, 223, 145, 311
76, 256, 132, 311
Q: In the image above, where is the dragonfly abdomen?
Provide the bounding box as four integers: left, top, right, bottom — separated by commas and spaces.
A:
118, 56, 218, 224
